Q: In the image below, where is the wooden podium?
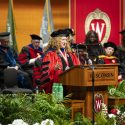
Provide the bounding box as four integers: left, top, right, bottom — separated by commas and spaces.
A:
59, 64, 118, 118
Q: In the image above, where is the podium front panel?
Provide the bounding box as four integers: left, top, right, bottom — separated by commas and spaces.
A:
59, 64, 118, 119
59, 64, 118, 87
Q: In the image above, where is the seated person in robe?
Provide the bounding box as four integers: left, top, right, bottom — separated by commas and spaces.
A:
0, 32, 31, 89
115, 29, 125, 80
18, 34, 43, 88
98, 41, 122, 80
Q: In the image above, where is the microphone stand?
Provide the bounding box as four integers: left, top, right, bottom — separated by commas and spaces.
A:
76, 44, 79, 59
89, 64, 95, 125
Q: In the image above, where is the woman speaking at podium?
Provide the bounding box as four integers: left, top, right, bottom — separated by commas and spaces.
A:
43, 29, 80, 93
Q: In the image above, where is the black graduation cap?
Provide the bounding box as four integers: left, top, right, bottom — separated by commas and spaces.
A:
0, 32, 10, 40
103, 41, 117, 51
119, 29, 125, 36
51, 29, 69, 37
77, 44, 87, 50
64, 28, 75, 36
30, 34, 42, 40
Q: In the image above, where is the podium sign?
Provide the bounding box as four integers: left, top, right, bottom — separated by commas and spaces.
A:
59, 64, 118, 87
59, 64, 118, 118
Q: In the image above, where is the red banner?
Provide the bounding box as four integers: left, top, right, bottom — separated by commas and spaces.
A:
70, 0, 123, 45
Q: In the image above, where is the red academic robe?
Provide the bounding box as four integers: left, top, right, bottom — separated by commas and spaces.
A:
98, 55, 118, 64
98, 55, 122, 82
33, 58, 50, 93
38, 50, 80, 93
18, 44, 43, 69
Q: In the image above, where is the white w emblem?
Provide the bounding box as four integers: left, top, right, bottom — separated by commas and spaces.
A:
91, 22, 105, 41
85, 8, 111, 44
94, 93, 104, 112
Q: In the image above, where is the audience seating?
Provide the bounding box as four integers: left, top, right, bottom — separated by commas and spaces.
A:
2, 68, 32, 94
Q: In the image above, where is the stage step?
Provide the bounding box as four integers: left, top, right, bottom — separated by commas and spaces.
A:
65, 100, 85, 120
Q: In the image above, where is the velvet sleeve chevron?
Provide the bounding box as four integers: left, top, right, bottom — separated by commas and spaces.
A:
33, 58, 50, 90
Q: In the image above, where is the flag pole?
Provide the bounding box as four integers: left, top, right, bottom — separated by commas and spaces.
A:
40, 0, 54, 47
7, 0, 18, 52
46, 0, 51, 33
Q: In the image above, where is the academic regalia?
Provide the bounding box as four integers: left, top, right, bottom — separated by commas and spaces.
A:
0, 32, 17, 70
33, 29, 80, 93
18, 34, 43, 69
115, 47, 125, 79
17, 34, 44, 89
115, 29, 125, 79
85, 43, 104, 64
98, 41, 124, 81
35, 49, 80, 93
98, 54, 124, 82
18, 44, 43, 70
0, 46, 16, 68
17, 44, 43, 89
32, 58, 50, 93
98, 42, 118, 64
0, 46, 17, 89
98, 55, 118, 64
0, 33, 31, 89
84, 30, 104, 64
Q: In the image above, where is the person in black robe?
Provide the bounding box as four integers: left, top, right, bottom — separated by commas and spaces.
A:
84, 30, 104, 64
0, 32, 31, 90
115, 29, 125, 80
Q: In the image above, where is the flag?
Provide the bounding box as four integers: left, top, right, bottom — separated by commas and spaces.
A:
40, 0, 54, 47
6, 0, 18, 52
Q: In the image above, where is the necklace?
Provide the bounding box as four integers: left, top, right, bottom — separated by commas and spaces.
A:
59, 50, 69, 70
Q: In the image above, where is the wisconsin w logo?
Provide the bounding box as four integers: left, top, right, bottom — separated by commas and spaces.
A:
85, 8, 111, 44
91, 22, 105, 41
94, 93, 104, 112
